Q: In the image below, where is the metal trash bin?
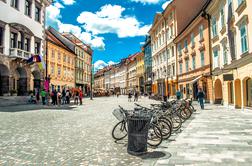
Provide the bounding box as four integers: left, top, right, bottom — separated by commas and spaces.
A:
127, 116, 151, 156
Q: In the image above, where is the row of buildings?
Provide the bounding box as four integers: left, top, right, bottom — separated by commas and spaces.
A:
0, 0, 92, 96
95, 0, 252, 109
94, 52, 144, 95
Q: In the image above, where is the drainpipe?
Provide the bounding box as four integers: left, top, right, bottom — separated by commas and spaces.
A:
162, 12, 168, 98
202, 11, 213, 103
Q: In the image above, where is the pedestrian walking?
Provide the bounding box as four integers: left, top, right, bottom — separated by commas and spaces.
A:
36, 88, 40, 104
62, 88, 66, 104
128, 92, 132, 102
197, 88, 205, 110
134, 91, 139, 102
116, 91, 120, 98
176, 89, 181, 100
57, 91, 62, 106
41, 89, 46, 105
74, 90, 79, 105
66, 90, 70, 104
79, 90, 83, 105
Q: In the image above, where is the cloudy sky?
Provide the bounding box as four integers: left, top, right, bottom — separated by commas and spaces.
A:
46, 0, 172, 70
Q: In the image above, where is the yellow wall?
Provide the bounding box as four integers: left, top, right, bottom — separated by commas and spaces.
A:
45, 41, 75, 91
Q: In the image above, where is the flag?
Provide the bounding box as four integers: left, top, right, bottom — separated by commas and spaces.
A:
27, 56, 34, 64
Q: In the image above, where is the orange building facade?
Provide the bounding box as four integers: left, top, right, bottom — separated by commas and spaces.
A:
174, 12, 212, 101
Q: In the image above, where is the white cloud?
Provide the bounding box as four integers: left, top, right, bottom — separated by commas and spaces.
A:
58, 23, 105, 50
77, 4, 151, 38
162, 0, 172, 10
62, 0, 75, 5
130, 0, 160, 4
54, 2, 64, 9
46, 4, 62, 21
94, 60, 116, 71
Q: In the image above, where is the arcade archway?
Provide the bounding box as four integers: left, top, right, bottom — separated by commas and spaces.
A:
214, 79, 223, 104
16, 67, 27, 96
0, 64, 10, 96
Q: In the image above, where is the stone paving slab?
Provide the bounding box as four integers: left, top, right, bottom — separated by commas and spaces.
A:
147, 105, 252, 166
0, 97, 252, 165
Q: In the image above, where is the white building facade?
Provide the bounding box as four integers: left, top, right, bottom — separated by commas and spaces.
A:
0, 0, 51, 96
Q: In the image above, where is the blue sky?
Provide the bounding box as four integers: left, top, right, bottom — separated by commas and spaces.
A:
46, 0, 172, 70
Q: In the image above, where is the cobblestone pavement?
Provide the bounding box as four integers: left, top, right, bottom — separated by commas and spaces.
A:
0, 96, 252, 165
146, 105, 252, 166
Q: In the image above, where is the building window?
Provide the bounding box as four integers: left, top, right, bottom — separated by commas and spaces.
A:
185, 59, 189, 72
172, 63, 175, 76
51, 49, 55, 59
200, 51, 205, 67
58, 52, 61, 62
34, 41, 40, 54
178, 43, 182, 56
192, 56, 196, 70
50, 64, 54, 75
238, 0, 244, 6
220, 7, 225, 28
179, 62, 182, 74
240, 23, 248, 54
212, 17, 218, 37
222, 42, 228, 65
58, 66, 61, 76
184, 40, 188, 50
213, 49, 219, 68
11, 0, 18, 9
25, 0, 31, 16
191, 33, 195, 46
35, 5, 41, 22
10, 32, 17, 48
199, 25, 204, 40
24, 38, 30, 51
63, 54, 66, 62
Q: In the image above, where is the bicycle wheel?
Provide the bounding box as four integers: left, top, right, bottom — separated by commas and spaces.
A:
156, 119, 172, 140
171, 114, 182, 132
147, 124, 163, 147
180, 107, 191, 120
112, 121, 127, 140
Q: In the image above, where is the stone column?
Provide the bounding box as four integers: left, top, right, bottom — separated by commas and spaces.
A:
4, 24, 10, 55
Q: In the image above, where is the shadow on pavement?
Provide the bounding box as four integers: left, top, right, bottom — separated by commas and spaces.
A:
0, 104, 77, 112
140, 151, 169, 159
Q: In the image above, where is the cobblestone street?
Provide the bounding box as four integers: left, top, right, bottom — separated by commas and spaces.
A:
0, 96, 252, 165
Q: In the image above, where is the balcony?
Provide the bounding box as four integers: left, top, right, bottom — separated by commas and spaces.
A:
9, 48, 31, 60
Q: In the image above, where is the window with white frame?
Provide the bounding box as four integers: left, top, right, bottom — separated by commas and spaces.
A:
191, 33, 195, 46
179, 62, 182, 74
212, 17, 218, 37
220, 7, 225, 28
192, 56, 196, 70
199, 25, 204, 40
222, 42, 228, 65
213, 49, 219, 68
239, 21, 248, 54
200, 51, 205, 67
185, 59, 189, 72
178, 43, 182, 55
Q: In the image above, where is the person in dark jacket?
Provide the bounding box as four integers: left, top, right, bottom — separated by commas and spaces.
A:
197, 88, 205, 109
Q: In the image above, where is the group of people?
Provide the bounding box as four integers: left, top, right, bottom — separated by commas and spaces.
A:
175, 87, 205, 110
29, 88, 84, 106
128, 91, 139, 102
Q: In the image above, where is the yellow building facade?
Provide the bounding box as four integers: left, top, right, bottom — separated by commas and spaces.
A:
136, 52, 144, 93
207, 0, 252, 109
45, 30, 75, 91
